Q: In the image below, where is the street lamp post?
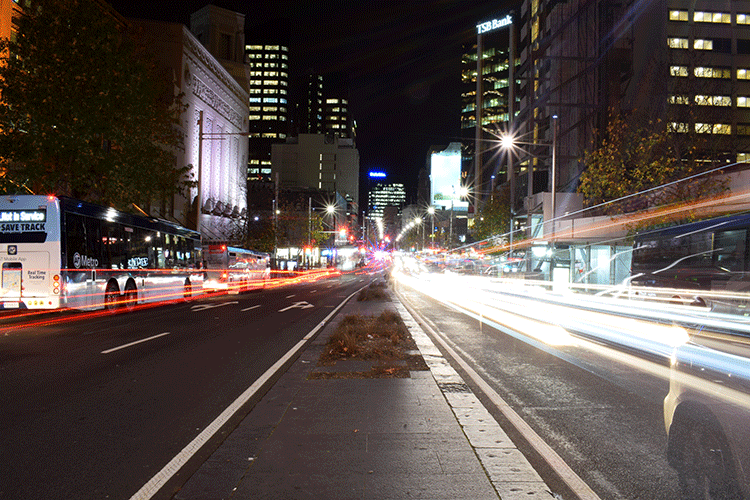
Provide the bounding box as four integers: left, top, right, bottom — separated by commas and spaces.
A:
449, 186, 455, 249
427, 206, 435, 248
500, 120, 558, 238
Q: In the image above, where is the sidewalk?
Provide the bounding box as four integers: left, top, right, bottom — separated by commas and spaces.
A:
174, 283, 551, 500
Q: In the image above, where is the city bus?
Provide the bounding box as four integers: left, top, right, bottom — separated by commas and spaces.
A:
202, 243, 270, 293
0, 194, 204, 311
631, 213, 750, 312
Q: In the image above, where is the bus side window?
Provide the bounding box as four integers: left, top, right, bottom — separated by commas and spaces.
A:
65, 213, 86, 271
714, 230, 747, 272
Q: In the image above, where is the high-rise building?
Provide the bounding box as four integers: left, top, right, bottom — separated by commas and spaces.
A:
299, 73, 325, 135
514, 0, 750, 220
368, 182, 406, 220
245, 43, 290, 182
325, 97, 355, 138
462, 14, 517, 207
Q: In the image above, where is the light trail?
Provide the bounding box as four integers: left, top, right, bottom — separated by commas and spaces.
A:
393, 269, 750, 415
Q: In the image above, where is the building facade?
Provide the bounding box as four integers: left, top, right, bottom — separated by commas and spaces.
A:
462, 19, 516, 205
271, 133, 360, 212
244, 43, 290, 183
129, 19, 249, 242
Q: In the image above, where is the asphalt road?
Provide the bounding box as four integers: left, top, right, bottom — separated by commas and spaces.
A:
394, 276, 682, 500
0, 269, 381, 500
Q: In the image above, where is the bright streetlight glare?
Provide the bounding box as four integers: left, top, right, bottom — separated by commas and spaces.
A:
500, 134, 515, 149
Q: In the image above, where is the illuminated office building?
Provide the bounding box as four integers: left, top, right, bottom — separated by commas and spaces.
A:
461, 18, 516, 204
324, 97, 355, 138
245, 43, 290, 182
368, 182, 406, 220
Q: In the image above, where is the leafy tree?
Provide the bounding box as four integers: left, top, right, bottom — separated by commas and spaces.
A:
578, 113, 726, 216
472, 184, 511, 242
0, 0, 192, 211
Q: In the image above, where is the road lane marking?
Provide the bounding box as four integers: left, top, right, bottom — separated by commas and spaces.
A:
285, 294, 295, 298
278, 301, 314, 312
129, 284, 368, 500
190, 301, 238, 311
101, 332, 171, 354
241, 305, 261, 312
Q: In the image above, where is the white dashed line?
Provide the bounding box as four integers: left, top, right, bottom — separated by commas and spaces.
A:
101, 332, 171, 354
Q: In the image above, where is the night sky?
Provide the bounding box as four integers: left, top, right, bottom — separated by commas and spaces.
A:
107, 0, 517, 201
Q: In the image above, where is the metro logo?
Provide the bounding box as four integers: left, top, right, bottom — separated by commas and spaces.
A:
73, 252, 99, 269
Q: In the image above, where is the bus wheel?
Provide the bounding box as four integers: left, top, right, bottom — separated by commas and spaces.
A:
124, 281, 137, 311
690, 297, 707, 308
105, 281, 120, 312
183, 279, 192, 300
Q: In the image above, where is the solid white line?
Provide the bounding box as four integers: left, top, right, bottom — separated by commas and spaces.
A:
396, 289, 603, 500
241, 305, 261, 312
101, 332, 171, 355
128, 284, 369, 500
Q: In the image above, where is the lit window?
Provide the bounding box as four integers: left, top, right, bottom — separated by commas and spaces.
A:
264, 80, 279, 86
694, 39, 713, 50
263, 107, 278, 112
695, 95, 731, 106
695, 67, 731, 78
265, 45, 279, 50
246, 45, 263, 50
738, 153, 750, 162
263, 115, 277, 120
668, 95, 689, 105
249, 115, 261, 120
249, 106, 261, 112
670, 66, 688, 77
739, 14, 750, 25
739, 69, 750, 79
694, 11, 731, 23
695, 123, 731, 134
669, 122, 689, 133
668, 38, 688, 49
669, 10, 688, 21
738, 96, 750, 107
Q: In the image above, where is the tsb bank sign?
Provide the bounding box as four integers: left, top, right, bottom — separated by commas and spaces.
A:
477, 14, 512, 34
